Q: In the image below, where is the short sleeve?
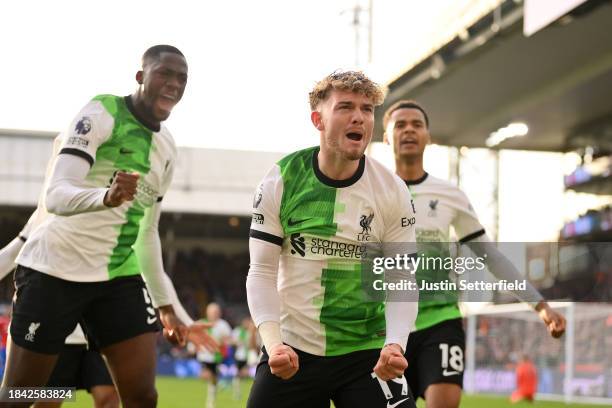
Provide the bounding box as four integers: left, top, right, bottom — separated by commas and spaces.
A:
452, 190, 486, 243
249, 164, 284, 246
58, 99, 114, 166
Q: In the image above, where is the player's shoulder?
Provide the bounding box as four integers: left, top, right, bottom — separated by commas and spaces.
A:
277, 146, 317, 169
73, 94, 118, 117
423, 174, 472, 205
422, 173, 453, 188
157, 124, 178, 155
365, 155, 409, 193
88, 94, 123, 114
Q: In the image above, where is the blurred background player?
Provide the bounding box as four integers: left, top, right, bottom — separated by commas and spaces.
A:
231, 317, 256, 399
511, 354, 538, 403
383, 99, 567, 408
246, 70, 418, 408
196, 303, 232, 408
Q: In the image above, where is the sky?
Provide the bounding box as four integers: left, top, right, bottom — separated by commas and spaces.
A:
1, 0, 500, 152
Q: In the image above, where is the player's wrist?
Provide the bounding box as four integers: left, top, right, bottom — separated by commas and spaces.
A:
158, 304, 176, 316
533, 300, 548, 312
384, 343, 404, 354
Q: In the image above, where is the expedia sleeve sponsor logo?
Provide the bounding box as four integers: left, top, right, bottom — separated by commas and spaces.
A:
401, 217, 416, 227
252, 213, 264, 225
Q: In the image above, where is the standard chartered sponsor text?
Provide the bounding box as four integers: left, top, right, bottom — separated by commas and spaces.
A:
309, 237, 367, 258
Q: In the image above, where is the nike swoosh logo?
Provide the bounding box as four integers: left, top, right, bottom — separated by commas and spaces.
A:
442, 369, 460, 376
147, 316, 158, 325
387, 398, 410, 408
287, 218, 311, 226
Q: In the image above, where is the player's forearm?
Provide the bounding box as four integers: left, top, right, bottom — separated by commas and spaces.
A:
246, 238, 282, 324
382, 242, 419, 352
159, 271, 194, 325
257, 321, 282, 352
0, 237, 25, 279
466, 238, 543, 305
135, 228, 174, 308
45, 154, 108, 216
384, 298, 418, 353
246, 238, 283, 351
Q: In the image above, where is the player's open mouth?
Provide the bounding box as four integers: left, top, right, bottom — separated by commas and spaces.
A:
346, 132, 363, 141
158, 95, 177, 111
400, 139, 417, 146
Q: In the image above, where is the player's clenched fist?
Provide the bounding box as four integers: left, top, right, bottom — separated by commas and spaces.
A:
268, 344, 299, 380
374, 343, 408, 381
104, 171, 140, 207
537, 302, 566, 339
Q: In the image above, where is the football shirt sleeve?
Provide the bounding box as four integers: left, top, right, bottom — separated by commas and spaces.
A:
248, 165, 284, 246
452, 190, 486, 243
58, 100, 114, 167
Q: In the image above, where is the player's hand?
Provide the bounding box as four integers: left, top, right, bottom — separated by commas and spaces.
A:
536, 302, 566, 338
268, 343, 299, 380
374, 343, 408, 381
104, 171, 139, 207
186, 322, 219, 353
159, 305, 190, 346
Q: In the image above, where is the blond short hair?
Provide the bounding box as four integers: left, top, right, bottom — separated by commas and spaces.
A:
308, 70, 385, 111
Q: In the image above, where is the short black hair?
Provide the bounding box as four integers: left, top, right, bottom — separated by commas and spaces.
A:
383, 100, 430, 129
142, 45, 185, 67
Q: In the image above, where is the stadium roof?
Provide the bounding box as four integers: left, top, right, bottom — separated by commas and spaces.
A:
375, 0, 612, 153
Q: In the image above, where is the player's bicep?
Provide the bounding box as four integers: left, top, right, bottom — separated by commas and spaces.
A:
249, 165, 284, 247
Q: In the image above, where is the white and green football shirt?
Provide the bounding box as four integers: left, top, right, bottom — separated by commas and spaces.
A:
196, 318, 232, 364
17, 94, 176, 282
232, 326, 251, 361
250, 146, 417, 356
407, 173, 485, 331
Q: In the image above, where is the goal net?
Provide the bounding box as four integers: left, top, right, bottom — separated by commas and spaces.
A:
462, 302, 612, 405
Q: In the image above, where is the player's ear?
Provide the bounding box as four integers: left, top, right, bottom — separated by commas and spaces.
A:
136, 71, 144, 85
382, 131, 390, 145
311, 111, 324, 131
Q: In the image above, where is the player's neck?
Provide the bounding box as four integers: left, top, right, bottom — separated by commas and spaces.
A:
395, 157, 425, 182
317, 150, 361, 181
128, 93, 161, 130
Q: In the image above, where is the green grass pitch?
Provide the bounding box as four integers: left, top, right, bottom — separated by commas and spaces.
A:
69, 376, 603, 407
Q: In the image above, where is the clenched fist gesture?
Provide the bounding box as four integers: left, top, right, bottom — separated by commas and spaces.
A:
104, 171, 139, 207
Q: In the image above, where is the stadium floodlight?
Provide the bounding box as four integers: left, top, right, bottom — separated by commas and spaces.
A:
485, 122, 529, 148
